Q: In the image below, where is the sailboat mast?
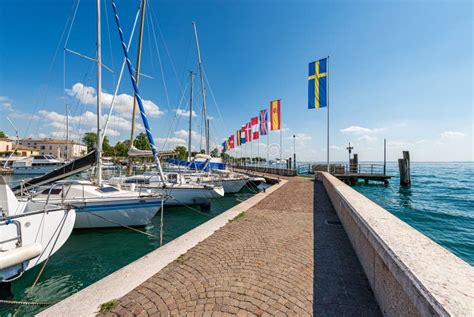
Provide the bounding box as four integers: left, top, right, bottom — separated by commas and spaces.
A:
188, 71, 194, 161
192, 22, 209, 155
128, 0, 147, 175
65, 105, 69, 161
96, 0, 103, 186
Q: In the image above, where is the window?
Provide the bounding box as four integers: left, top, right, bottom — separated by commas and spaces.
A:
40, 146, 45, 150
49, 145, 53, 150
41, 188, 62, 195
96, 187, 119, 193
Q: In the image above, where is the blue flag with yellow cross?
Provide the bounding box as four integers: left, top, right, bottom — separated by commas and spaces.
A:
308, 58, 328, 109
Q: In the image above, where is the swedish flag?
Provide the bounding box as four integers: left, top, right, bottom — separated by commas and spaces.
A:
308, 58, 328, 109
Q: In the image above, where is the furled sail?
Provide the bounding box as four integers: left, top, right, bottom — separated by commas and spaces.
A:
12, 150, 97, 194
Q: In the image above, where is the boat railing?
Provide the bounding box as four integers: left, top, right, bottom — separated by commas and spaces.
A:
0, 219, 22, 247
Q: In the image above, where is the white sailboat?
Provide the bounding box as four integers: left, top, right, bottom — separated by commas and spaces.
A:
0, 177, 75, 281
22, 0, 166, 229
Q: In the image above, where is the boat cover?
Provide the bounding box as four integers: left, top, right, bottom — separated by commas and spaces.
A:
12, 150, 97, 194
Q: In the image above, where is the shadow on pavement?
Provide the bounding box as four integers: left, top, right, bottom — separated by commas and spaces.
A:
313, 179, 381, 316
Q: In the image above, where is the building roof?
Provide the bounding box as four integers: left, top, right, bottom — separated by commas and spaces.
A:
16, 145, 38, 151
0, 138, 13, 142
19, 138, 86, 146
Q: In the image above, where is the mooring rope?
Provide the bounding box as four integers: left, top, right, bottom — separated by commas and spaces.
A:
0, 299, 57, 306
84, 211, 161, 239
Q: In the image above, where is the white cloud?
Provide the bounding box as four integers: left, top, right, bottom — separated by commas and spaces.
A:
175, 109, 197, 117
66, 82, 164, 119
357, 135, 377, 143
340, 126, 384, 135
36, 110, 141, 140
330, 145, 343, 150
440, 131, 465, 142
0, 96, 13, 111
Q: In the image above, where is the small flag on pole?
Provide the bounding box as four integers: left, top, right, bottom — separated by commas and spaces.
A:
241, 125, 246, 145
245, 122, 252, 142
270, 99, 281, 130
236, 130, 241, 146
259, 109, 268, 135
222, 141, 227, 152
251, 117, 259, 140
308, 58, 328, 109
229, 135, 235, 149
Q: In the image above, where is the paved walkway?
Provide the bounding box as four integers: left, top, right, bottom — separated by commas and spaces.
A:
100, 177, 379, 316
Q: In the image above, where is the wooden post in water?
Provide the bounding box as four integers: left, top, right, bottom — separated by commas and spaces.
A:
398, 151, 411, 187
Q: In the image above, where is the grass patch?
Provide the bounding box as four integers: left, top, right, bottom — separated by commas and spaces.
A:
177, 254, 187, 264
229, 212, 245, 222
98, 299, 119, 313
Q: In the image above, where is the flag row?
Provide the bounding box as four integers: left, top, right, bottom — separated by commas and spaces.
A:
222, 99, 281, 152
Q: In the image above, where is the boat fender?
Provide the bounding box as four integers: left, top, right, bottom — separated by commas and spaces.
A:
0, 243, 42, 270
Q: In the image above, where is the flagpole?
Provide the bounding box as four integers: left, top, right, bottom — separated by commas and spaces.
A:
279, 100, 282, 162
266, 129, 269, 166
257, 137, 260, 166
326, 55, 330, 173
250, 140, 253, 166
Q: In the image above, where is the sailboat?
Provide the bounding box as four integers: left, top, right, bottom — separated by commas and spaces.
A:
161, 22, 255, 194
107, 10, 225, 205
0, 177, 75, 281
18, 0, 166, 229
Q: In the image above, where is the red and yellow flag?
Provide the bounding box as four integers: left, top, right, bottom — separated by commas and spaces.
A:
270, 99, 281, 131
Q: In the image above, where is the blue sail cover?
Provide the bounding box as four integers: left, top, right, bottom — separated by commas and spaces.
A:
166, 158, 226, 172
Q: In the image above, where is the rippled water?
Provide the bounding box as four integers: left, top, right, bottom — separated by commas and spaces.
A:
1, 176, 258, 316
353, 162, 474, 266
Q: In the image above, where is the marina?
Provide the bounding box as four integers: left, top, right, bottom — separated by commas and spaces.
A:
0, 0, 472, 316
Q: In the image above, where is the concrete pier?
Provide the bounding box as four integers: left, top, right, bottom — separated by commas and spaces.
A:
98, 177, 378, 316
39, 173, 473, 316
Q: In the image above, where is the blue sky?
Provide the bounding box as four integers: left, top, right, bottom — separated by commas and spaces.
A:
0, 0, 472, 161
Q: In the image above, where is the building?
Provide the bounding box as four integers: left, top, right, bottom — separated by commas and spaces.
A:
0, 138, 39, 158
18, 138, 87, 159
0, 138, 12, 153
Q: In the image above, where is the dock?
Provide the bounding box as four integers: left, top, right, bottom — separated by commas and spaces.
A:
40, 173, 473, 317
98, 176, 378, 316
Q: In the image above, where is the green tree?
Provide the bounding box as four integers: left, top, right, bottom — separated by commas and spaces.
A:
114, 140, 131, 157
210, 147, 219, 157
134, 133, 150, 150
0, 131, 7, 138
174, 146, 187, 160
82, 132, 111, 153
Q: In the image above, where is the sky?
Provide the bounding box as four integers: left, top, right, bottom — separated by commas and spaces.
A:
0, 0, 472, 162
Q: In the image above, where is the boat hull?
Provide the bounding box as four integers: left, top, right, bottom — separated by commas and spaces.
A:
220, 179, 247, 193
13, 165, 63, 175
72, 198, 162, 229
0, 204, 76, 281
153, 186, 224, 206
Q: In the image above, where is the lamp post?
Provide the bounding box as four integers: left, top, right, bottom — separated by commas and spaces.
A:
293, 135, 296, 170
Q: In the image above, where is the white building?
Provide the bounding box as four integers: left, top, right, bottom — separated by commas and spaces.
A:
18, 138, 87, 159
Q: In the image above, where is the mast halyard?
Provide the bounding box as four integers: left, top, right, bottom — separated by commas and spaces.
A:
188, 71, 194, 161
96, 0, 103, 186
192, 22, 209, 155
128, 0, 147, 176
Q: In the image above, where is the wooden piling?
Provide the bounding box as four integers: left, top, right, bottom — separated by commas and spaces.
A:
398, 151, 411, 187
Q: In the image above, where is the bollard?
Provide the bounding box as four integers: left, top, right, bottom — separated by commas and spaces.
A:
398, 151, 411, 187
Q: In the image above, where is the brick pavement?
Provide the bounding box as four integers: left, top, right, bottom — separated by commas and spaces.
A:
99, 177, 379, 316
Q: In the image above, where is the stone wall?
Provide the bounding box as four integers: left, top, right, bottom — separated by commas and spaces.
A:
316, 172, 473, 316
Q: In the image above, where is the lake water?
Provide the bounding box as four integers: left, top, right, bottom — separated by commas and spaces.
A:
352, 162, 474, 266
1, 174, 259, 316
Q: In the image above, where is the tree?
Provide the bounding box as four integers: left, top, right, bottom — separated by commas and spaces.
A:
82, 132, 111, 153
114, 140, 131, 157
82, 132, 96, 152
134, 133, 150, 150
0, 131, 7, 138
174, 146, 187, 160
210, 148, 219, 157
